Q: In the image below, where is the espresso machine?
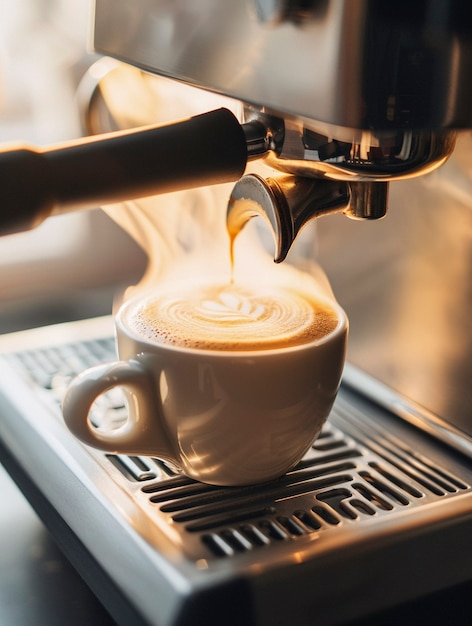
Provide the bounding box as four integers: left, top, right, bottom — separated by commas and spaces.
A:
1, 1, 472, 624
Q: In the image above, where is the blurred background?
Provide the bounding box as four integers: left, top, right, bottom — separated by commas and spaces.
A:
0, 0, 145, 334
0, 5, 134, 623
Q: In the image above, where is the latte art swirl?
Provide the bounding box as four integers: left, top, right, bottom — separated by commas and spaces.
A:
127, 283, 339, 351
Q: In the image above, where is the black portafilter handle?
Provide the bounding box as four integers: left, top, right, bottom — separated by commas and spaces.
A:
0, 108, 249, 236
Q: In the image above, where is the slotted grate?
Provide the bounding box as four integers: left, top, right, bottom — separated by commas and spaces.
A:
6, 338, 471, 561
128, 419, 469, 558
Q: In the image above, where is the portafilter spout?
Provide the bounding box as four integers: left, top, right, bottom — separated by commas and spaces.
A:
227, 174, 389, 263
227, 111, 456, 262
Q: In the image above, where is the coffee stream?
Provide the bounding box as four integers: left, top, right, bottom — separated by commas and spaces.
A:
227, 196, 266, 284
227, 199, 246, 283
97, 73, 339, 350
124, 211, 338, 351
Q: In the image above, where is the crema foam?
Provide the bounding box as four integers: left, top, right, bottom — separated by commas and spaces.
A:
125, 282, 339, 351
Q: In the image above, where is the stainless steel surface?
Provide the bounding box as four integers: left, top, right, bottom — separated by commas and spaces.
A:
93, 0, 472, 130
92, 0, 470, 295
79, 57, 457, 185
1, 318, 472, 624
345, 181, 389, 220
243, 110, 457, 181
342, 363, 472, 461
316, 131, 472, 435
227, 174, 389, 261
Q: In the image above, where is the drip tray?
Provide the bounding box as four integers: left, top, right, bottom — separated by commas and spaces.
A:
104, 414, 469, 562
1, 319, 472, 626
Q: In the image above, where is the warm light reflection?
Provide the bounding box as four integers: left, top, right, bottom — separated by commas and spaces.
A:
95, 66, 335, 313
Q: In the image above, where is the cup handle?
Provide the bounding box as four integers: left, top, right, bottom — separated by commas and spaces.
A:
62, 360, 176, 461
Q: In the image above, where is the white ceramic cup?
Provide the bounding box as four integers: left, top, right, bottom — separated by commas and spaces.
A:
62, 289, 348, 486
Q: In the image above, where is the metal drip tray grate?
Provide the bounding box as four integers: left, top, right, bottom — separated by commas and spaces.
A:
9, 339, 471, 561
5, 337, 471, 564
4, 324, 472, 626
106, 417, 469, 560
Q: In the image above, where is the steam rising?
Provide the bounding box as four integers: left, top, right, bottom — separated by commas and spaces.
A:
96, 64, 334, 309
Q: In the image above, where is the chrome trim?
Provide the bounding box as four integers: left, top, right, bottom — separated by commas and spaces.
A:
342, 362, 472, 459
